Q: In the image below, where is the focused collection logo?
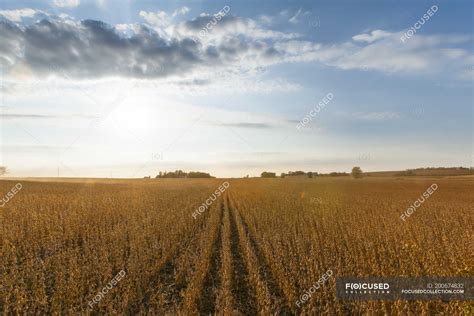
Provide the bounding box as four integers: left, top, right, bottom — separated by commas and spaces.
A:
337, 277, 470, 300
345, 282, 390, 294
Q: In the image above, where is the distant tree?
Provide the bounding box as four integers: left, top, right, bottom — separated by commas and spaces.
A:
281, 173, 286, 178
0, 166, 6, 176
351, 166, 363, 179
307, 172, 313, 178
261, 171, 276, 178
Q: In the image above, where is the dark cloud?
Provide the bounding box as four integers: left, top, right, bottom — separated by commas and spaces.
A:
183, 14, 240, 31
19, 19, 201, 78
0, 20, 23, 68
0, 16, 281, 80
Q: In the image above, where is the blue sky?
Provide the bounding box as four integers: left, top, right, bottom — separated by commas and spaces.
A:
0, 0, 472, 177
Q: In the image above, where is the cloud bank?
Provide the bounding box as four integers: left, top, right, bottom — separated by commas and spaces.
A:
0, 9, 472, 82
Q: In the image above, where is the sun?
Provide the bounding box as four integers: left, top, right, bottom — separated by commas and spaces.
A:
111, 103, 154, 132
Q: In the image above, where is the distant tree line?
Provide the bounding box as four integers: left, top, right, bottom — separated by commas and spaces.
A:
278, 171, 352, 178
394, 167, 472, 177
281, 171, 307, 177
412, 167, 470, 171
261, 169, 362, 179
394, 170, 416, 176
154, 170, 214, 178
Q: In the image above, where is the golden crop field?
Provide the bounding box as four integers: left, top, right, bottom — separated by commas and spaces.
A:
0, 177, 472, 315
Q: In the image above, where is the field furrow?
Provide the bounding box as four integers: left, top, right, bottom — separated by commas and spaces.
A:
226, 194, 258, 315
181, 198, 223, 314
216, 196, 235, 314
231, 193, 297, 313
196, 199, 224, 315
228, 194, 292, 315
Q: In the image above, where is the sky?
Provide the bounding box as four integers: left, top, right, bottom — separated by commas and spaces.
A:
0, 0, 472, 178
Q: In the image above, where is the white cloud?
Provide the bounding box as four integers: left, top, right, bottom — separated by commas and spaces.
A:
172, 6, 189, 17
0, 8, 38, 22
289, 8, 309, 24
352, 30, 391, 43
273, 30, 473, 78
53, 0, 80, 8
258, 14, 273, 25
139, 10, 171, 29
174, 14, 301, 42
337, 32, 472, 75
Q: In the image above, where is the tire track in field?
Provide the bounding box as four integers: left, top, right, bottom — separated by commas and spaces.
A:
195, 198, 224, 315
228, 194, 293, 315
226, 194, 258, 315
216, 196, 234, 313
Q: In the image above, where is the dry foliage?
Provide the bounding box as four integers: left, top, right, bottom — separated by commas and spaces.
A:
0, 177, 472, 314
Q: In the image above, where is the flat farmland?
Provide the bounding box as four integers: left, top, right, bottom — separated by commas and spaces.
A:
0, 177, 472, 314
